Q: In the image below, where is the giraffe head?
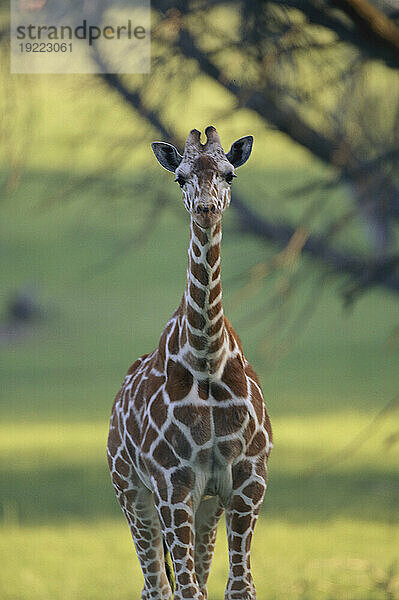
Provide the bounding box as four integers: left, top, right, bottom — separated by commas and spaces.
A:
152, 126, 253, 228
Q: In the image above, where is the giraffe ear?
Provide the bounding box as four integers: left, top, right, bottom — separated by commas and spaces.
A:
225, 136, 253, 168
151, 142, 183, 172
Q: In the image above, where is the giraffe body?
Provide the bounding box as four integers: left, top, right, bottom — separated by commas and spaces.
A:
108, 127, 272, 600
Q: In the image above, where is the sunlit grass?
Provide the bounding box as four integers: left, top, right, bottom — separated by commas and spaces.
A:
1, 517, 398, 600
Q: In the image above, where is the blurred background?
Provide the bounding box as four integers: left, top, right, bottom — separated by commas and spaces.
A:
1, 1, 399, 598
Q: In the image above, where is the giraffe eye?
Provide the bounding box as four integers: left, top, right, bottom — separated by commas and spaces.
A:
225, 172, 236, 185
175, 175, 186, 188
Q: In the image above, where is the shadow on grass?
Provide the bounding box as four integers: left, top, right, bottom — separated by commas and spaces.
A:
1, 461, 397, 526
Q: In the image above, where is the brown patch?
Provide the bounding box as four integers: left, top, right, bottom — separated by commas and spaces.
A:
208, 336, 224, 354
155, 471, 168, 501
142, 425, 158, 453
174, 405, 212, 445
150, 392, 167, 429
243, 417, 256, 444
210, 383, 231, 402
178, 572, 191, 586
231, 495, 252, 513
206, 244, 219, 268
207, 315, 223, 337
182, 586, 198, 598
147, 560, 160, 573
108, 415, 121, 456
218, 439, 243, 460
231, 553, 241, 564
232, 580, 247, 591
232, 564, 244, 578
120, 448, 130, 461
125, 436, 135, 460
165, 423, 192, 460
112, 471, 128, 491
171, 466, 195, 489
146, 548, 156, 561
153, 440, 179, 468
179, 324, 187, 347
189, 282, 205, 307
175, 525, 191, 545
174, 405, 202, 426
133, 380, 145, 411
198, 379, 209, 399
167, 322, 180, 355
171, 486, 188, 504
165, 360, 193, 402
208, 300, 222, 321
209, 283, 221, 305
187, 303, 206, 330
196, 448, 211, 466
222, 356, 248, 397
126, 413, 140, 444
190, 259, 209, 286
158, 322, 172, 360
234, 514, 252, 535
232, 460, 252, 489
160, 506, 171, 526
247, 430, 266, 457
213, 406, 246, 436
128, 374, 141, 402
137, 539, 149, 551
115, 457, 129, 478
193, 221, 208, 246
250, 381, 264, 425
174, 508, 190, 527
192, 243, 201, 258
212, 264, 220, 281
191, 417, 211, 445
242, 481, 265, 504
188, 330, 206, 350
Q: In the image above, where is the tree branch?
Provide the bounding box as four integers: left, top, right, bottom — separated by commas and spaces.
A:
232, 191, 399, 296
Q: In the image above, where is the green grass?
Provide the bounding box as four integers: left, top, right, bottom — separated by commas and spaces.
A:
0, 72, 398, 599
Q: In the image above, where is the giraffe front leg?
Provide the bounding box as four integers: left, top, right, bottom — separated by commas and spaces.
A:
194, 496, 224, 599
224, 460, 267, 600
108, 443, 172, 599
154, 483, 205, 600
121, 492, 172, 600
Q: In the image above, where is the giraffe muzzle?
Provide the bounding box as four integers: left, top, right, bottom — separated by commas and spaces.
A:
196, 203, 217, 214
194, 203, 221, 227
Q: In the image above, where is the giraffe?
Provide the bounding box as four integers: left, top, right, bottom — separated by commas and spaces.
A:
107, 126, 273, 600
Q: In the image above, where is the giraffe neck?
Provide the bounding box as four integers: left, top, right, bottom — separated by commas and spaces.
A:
181, 218, 228, 379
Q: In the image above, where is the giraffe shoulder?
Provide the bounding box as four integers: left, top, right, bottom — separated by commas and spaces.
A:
126, 353, 150, 376
245, 361, 273, 449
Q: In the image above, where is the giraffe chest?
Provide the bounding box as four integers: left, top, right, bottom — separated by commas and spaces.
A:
117, 349, 269, 504
123, 383, 264, 501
